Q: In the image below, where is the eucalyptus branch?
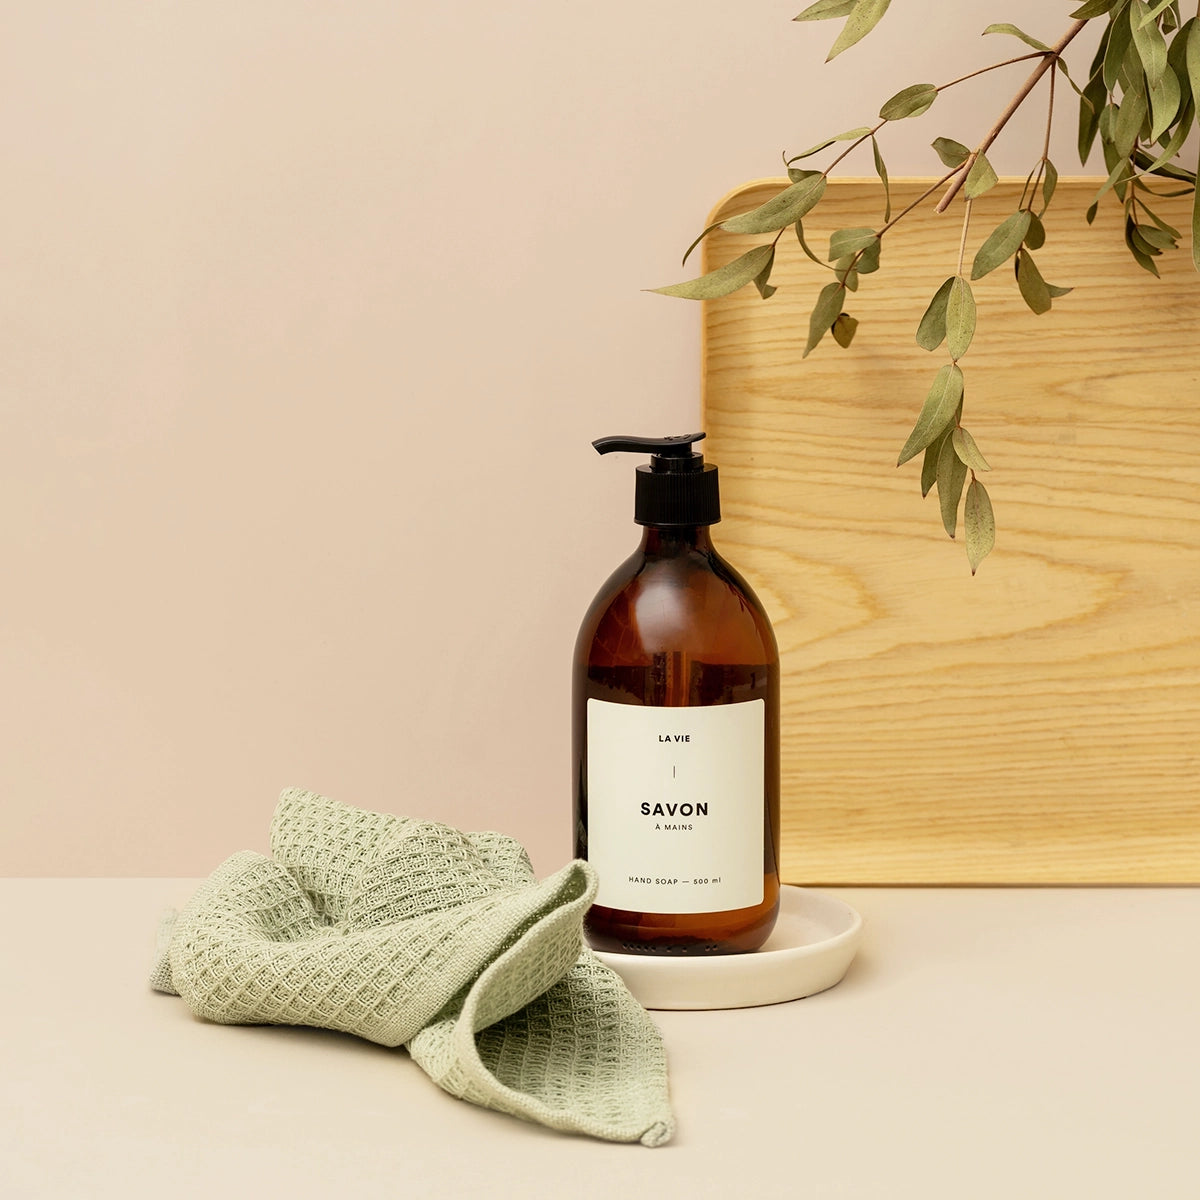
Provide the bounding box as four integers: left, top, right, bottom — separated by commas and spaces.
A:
656, 3, 1198, 572
936, 20, 1087, 214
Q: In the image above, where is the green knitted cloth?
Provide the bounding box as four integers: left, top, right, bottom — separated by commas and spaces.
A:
151, 789, 674, 1146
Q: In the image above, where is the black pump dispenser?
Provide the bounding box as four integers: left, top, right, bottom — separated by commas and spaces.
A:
592, 432, 721, 528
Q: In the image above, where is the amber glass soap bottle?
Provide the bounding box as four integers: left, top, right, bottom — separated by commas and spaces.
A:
573, 433, 780, 955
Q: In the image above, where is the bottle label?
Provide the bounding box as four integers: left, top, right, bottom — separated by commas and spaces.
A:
585, 697, 765, 915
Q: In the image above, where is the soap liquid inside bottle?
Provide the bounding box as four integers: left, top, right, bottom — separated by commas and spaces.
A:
573, 526, 781, 955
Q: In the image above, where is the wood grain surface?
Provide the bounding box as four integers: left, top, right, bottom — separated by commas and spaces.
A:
701, 178, 1200, 883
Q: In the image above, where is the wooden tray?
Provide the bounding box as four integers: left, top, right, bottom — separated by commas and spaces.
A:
701, 177, 1200, 883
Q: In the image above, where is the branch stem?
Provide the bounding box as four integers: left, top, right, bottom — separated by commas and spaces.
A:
937, 51, 1047, 93
1027, 63, 1057, 210
879, 169, 959, 237
1042, 63, 1056, 165
824, 119, 887, 174
956, 199, 973, 278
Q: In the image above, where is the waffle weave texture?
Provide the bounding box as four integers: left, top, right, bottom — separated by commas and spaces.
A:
151, 788, 674, 1146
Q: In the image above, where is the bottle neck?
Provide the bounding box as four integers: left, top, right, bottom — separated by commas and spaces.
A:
639, 525, 715, 556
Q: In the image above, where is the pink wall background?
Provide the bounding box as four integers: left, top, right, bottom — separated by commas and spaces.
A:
1, 2, 1099, 876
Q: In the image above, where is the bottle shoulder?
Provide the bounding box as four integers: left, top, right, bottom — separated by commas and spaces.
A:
576, 543, 777, 668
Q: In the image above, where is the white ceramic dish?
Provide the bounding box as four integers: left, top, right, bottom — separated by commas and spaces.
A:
593, 885, 862, 1010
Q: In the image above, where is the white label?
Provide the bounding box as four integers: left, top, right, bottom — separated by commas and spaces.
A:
586, 698, 764, 914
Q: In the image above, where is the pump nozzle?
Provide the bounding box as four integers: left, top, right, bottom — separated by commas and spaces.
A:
590, 431, 720, 527
592, 433, 705, 458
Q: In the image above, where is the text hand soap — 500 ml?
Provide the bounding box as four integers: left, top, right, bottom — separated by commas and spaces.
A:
573, 433, 780, 955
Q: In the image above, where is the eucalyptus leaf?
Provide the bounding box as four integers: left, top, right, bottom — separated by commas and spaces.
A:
871, 136, 892, 223
753, 247, 778, 298
1101, 145, 1127, 204
804, 280, 846, 357
835, 257, 860, 290
788, 127, 874, 162
1168, 18, 1194, 109
945, 276, 976, 361
1140, 203, 1182, 239
856, 238, 882, 274
1133, 145, 1197, 181
915, 276, 955, 351
1070, 0, 1120, 17
1125, 216, 1162, 274
793, 0, 856, 22
1024, 211, 1046, 250
786, 150, 825, 170
1118, 38, 1148, 109
1147, 56, 1181, 139
879, 82, 938, 120
971, 210, 1032, 279
1140, 97, 1193, 175
827, 0, 892, 61
1113, 86, 1148, 158
1128, 223, 1163, 257
681, 219, 726, 268
1104, 5, 1134, 92
1188, 18, 1200, 126
937, 434, 968, 538
1131, 0, 1168, 85
794, 219, 834, 269
1019, 160, 1040, 208
651, 244, 776, 300
1098, 100, 1118, 145
1040, 159, 1059, 213
931, 137, 970, 168
982, 23, 1051, 53
965, 479, 996, 574
1138, 0, 1177, 27
1055, 57, 1086, 100
1078, 73, 1108, 164
828, 227, 879, 260
1046, 282, 1074, 298
921, 429, 948, 498
1090, 154, 1133, 210
832, 312, 859, 348
1016, 248, 1052, 314
897, 363, 964, 466
965, 152, 999, 199
721, 173, 827, 235
952, 427, 991, 472
1087, 10, 1114, 80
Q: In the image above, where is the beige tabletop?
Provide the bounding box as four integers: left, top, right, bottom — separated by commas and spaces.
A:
2, 880, 1197, 1199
